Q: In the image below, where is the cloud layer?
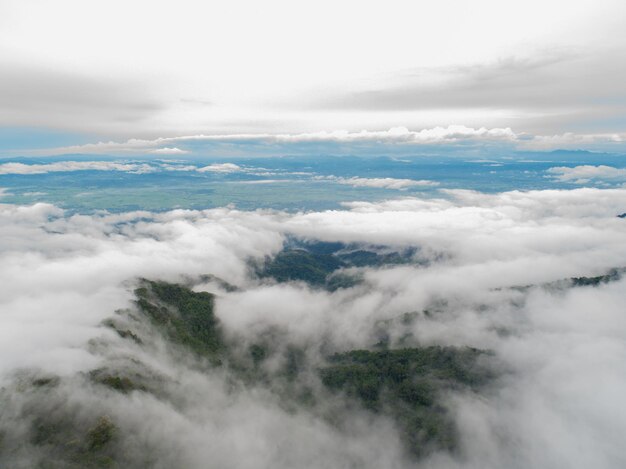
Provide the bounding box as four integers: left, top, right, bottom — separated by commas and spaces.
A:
1, 1, 625, 140
10, 125, 626, 158
1, 188, 626, 467
0, 161, 156, 175
0, 161, 242, 176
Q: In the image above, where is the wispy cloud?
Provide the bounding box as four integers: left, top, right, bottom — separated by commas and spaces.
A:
0, 160, 266, 176
317, 176, 439, 190
11, 125, 626, 157
304, 51, 626, 135
0, 161, 156, 175
20, 125, 518, 156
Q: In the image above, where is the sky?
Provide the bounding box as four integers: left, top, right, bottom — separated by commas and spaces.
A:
1, 0, 626, 155
2, 4, 626, 466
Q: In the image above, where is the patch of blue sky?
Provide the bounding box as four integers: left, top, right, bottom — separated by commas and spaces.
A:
0, 127, 97, 154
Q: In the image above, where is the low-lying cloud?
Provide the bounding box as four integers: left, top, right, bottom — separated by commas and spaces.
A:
317, 175, 439, 190
13, 125, 626, 158
150, 147, 189, 155
1, 187, 626, 467
0, 160, 243, 176
197, 163, 242, 173
0, 161, 157, 175
547, 165, 626, 184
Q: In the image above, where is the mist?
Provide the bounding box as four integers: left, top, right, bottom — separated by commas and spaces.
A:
1, 187, 626, 468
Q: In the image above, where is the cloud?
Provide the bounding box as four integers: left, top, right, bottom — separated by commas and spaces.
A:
0, 160, 284, 176
0, 62, 163, 136
306, 51, 626, 135
1, 2, 625, 141
150, 147, 189, 155
0, 161, 156, 175
15, 126, 519, 157
233, 179, 288, 184
197, 163, 242, 173
13, 125, 626, 158
251, 126, 518, 143
160, 163, 199, 172
547, 165, 626, 184
2, 188, 626, 467
317, 176, 439, 190
528, 132, 625, 149
312, 54, 600, 111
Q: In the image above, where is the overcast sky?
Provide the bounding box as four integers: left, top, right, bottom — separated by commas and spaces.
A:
1, 0, 625, 153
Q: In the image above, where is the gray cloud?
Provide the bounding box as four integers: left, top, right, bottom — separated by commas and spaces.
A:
0, 62, 164, 135
309, 51, 626, 134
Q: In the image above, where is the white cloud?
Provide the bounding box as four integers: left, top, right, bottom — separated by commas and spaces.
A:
15, 125, 626, 157
239, 125, 518, 143
0, 160, 277, 176
318, 175, 439, 190
233, 179, 288, 184
160, 163, 198, 171
0, 161, 156, 175
13, 125, 520, 157
521, 132, 625, 150
2, 188, 626, 467
151, 147, 189, 155
547, 165, 626, 184
197, 163, 242, 173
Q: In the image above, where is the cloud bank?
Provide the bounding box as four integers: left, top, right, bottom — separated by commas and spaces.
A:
0, 161, 156, 175
1, 2, 625, 140
547, 165, 626, 184
11, 125, 626, 158
0, 161, 242, 176
1, 188, 626, 467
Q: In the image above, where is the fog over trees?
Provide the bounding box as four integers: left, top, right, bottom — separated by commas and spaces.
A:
1, 188, 625, 468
